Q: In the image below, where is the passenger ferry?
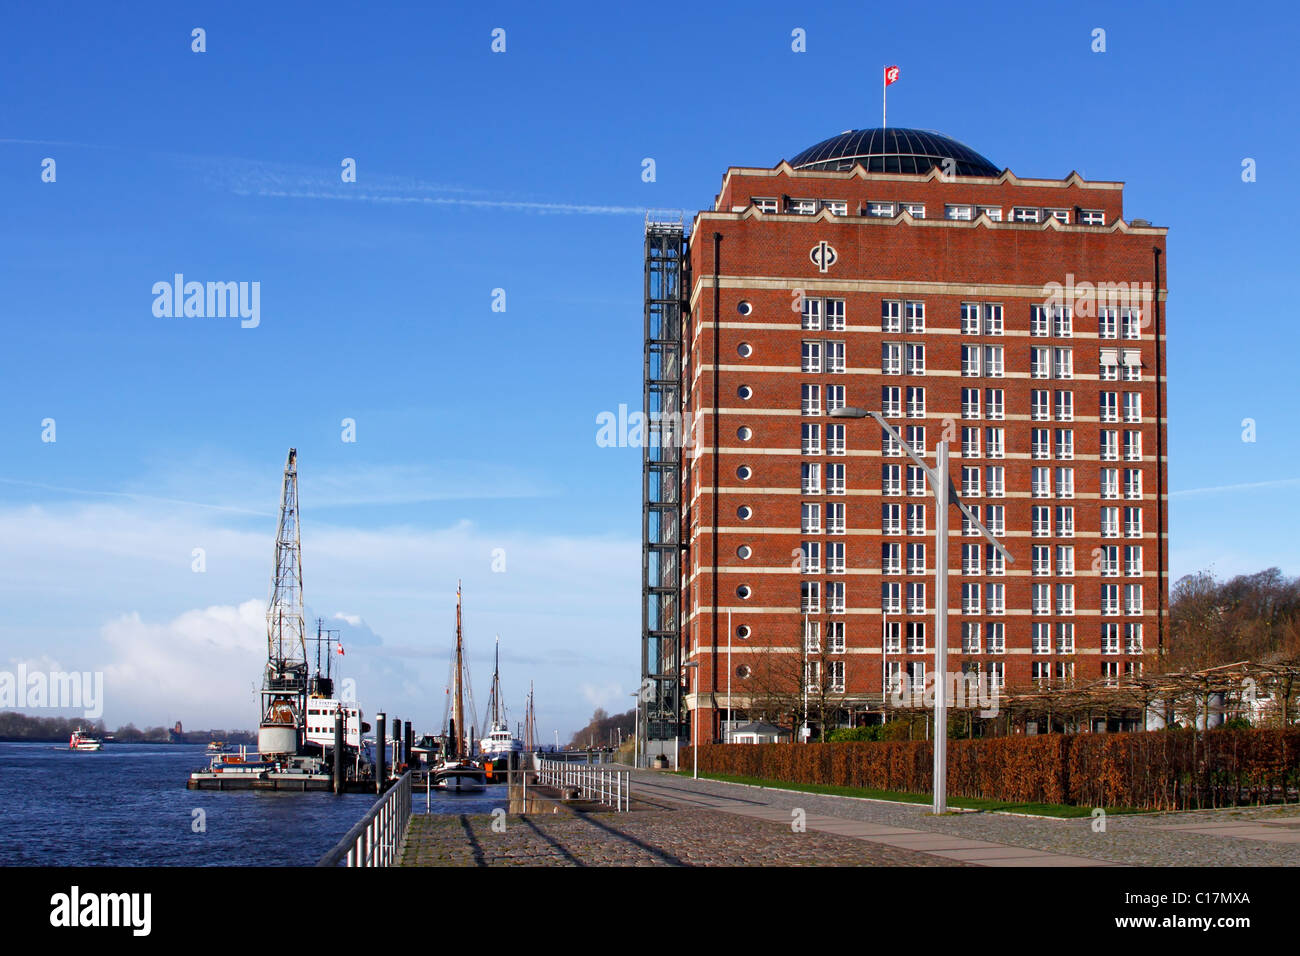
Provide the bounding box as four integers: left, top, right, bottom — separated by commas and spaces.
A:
69, 729, 103, 751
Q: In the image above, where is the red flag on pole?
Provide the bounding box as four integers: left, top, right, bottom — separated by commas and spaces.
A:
884, 65, 900, 86
337, 642, 345, 656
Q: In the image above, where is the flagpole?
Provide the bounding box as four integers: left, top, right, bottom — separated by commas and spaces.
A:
882, 65, 886, 129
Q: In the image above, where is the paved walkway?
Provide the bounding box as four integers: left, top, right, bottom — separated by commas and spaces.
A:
401, 803, 955, 867
632, 773, 1105, 867
635, 772, 1300, 867
398, 771, 1300, 867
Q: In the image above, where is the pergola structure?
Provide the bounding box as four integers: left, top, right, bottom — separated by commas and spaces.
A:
875, 656, 1300, 736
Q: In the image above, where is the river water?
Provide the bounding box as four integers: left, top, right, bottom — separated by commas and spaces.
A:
0, 742, 506, 866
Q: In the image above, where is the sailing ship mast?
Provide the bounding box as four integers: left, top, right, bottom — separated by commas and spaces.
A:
453, 580, 466, 758
524, 681, 537, 753
488, 636, 502, 728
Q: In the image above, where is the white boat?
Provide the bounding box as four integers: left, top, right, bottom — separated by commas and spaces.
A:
302, 698, 363, 751
480, 727, 522, 759
478, 636, 524, 761
69, 729, 103, 751
432, 759, 487, 792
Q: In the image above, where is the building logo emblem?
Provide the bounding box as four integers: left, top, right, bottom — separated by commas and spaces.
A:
810, 240, 838, 273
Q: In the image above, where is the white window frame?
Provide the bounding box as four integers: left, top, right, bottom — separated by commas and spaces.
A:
802, 502, 821, 534
881, 342, 902, 375
826, 340, 846, 374
1031, 389, 1049, 421
882, 582, 901, 614
1031, 346, 1050, 378
826, 423, 846, 456
826, 463, 846, 495
802, 340, 822, 373
826, 298, 846, 331
985, 466, 1005, 498
826, 502, 846, 535
984, 345, 1004, 378
801, 297, 823, 330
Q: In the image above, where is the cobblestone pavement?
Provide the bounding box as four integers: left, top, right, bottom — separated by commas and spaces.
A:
400, 804, 960, 867
633, 773, 1300, 867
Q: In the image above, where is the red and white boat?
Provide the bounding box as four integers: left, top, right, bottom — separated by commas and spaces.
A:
69, 729, 103, 751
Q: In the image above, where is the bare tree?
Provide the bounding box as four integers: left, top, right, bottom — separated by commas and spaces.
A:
742, 624, 850, 741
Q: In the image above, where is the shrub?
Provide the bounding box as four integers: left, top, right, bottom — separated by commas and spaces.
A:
688, 728, 1300, 810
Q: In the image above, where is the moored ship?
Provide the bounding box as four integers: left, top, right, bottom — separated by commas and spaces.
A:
430, 582, 486, 792
478, 636, 524, 767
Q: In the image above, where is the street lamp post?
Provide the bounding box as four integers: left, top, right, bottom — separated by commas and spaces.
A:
802, 612, 810, 743
683, 661, 700, 779
726, 608, 732, 745
830, 407, 1013, 814
629, 691, 640, 768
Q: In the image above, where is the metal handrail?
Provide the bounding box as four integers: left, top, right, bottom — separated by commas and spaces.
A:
316, 770, 413, 867
537, 758, 629, 811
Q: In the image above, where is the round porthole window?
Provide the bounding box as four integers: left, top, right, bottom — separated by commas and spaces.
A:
737, 505, 753, 520
736, 584, 751, 600
736, 665, 751, 679
738, 385, 753, 400
737, 545, 752, 560
738, 426, 752, 441
737, 465, 752, 480
737, 301, 752, 316
736, 625, 751, 640
738, 342, 752, 358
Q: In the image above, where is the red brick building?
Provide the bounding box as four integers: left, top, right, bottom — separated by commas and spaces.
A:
641, 127, 1167, 750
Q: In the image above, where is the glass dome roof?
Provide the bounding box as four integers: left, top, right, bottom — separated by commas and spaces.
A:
787, 128, 1000, 177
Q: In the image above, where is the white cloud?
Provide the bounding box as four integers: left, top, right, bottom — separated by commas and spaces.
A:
100, 600, 266, 729
0, 499, 637, 737
579, 681, 631, 714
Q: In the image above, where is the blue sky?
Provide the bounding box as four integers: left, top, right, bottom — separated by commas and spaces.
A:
1, 1, 1298, 737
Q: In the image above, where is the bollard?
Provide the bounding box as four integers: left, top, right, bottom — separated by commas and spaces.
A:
392, 717, 402, 766
333, 709, 345, 794
404, 721, 414, 770
375, 712, 387, 793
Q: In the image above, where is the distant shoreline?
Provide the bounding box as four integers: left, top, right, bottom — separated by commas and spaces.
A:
0, 737, 254, 745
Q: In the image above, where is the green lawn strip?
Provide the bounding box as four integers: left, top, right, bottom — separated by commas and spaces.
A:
673, 770, 1147, 818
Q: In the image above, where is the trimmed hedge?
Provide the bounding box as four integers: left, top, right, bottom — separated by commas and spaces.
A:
685, 728, 1300, 810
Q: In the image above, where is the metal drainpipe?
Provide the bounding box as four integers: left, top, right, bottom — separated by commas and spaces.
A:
1152, 246, 1165, 656
711, 232, 722, 745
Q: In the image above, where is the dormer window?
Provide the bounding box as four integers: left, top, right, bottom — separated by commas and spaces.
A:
867, 201, 897, 218
1012, 207, 1042, 223
901, 202, 926, 218
1079, 209, 1106, 225
823, 200, 848, 216
1047, 209, 1070, 224
945, 205, 974, 221
978, 206, 1003, 221
752, 197, 778, 213
788, 198, 818, 215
